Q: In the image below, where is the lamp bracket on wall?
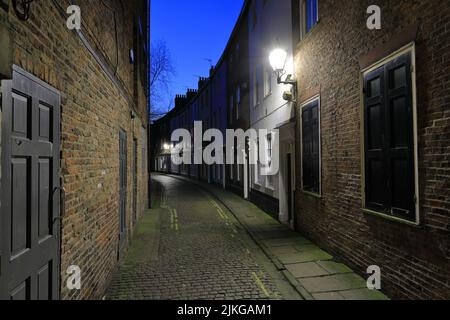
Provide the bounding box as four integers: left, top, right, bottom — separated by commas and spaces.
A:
275, 70, 297, 86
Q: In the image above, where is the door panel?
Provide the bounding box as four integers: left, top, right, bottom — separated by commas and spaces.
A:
1, 66, 60, 300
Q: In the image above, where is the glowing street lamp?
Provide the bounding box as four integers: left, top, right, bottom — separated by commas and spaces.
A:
269, 48, 297, 86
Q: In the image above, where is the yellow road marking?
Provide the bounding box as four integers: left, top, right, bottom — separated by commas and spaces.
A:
173, 208, 179, 231
170, 208, 174, 228
251, 272, 271, 298
160, 189, 180, 232
216, 208, 226, 220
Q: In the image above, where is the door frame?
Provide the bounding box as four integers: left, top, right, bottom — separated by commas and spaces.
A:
132, 137, 138, 223
118, 128, 127, 253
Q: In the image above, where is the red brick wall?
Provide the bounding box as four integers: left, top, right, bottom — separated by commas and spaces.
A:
3, 0, 149, 299
293, 0, 449, 299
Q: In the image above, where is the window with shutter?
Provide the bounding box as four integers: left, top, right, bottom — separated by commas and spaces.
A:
301, 99, 320, 194
363, 52, 416, 221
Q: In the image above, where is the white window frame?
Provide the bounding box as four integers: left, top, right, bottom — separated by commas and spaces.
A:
265, 132, 275, 190
253, 65, 260, 107
299, 94, 322, 197
264, 66, 272, 98
360, 42, 420, 226
254, 139, 261, 186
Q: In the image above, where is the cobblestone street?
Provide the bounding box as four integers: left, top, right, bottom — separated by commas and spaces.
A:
107, 174, 300, 300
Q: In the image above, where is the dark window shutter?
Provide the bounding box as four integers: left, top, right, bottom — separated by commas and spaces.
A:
364, 66, 387, 212
302, 100, 320, 194
385, 53, 415, 218
364, 52, 415, 220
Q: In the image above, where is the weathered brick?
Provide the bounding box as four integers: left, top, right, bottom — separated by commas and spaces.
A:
0, 0, 149, 299
293, 0, 450, 300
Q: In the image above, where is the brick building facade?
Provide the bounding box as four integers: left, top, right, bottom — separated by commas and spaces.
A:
0, 0, 149, 299
150, 0, 448, 299
292, 0, 449, 299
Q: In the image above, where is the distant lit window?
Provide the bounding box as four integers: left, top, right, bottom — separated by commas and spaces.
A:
253, 65, 260, 107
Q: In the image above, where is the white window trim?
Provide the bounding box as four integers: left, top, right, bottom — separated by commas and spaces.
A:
254, 140, 261, 186
264, 66, 272, 98
299, 94, 322, 197
360, 42, 420, 226
253, 65, 260, 108
264, 132, 275, 190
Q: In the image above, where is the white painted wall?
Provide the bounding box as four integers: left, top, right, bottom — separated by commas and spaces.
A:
248, 0, 294, 221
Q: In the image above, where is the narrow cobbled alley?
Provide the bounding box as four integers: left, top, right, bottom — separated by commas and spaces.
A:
107, 174, 387, 300
107, 174, 300, 300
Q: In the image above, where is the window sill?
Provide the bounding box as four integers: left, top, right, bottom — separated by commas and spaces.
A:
264, 92, 272, 99
301, 190, 322, 199
362, 208, 420, 227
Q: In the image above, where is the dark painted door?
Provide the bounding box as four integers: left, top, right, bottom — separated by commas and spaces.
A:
119, 129, 127, 246
0, 66, 60, 300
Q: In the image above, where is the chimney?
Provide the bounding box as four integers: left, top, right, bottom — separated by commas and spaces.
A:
186, 89, 198, 101
175, 94, 187, 109
198, 77, 209, 89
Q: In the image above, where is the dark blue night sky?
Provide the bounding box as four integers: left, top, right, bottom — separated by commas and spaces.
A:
151, 0, 244, 112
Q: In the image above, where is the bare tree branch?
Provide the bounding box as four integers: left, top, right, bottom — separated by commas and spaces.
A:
150, 40, 176, 121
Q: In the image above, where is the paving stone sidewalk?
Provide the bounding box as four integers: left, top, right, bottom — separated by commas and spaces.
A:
172, 175, 388, 300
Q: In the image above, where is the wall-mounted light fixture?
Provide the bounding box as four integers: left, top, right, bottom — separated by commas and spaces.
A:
269, 48, 297, 101
269, 48, 297, 86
